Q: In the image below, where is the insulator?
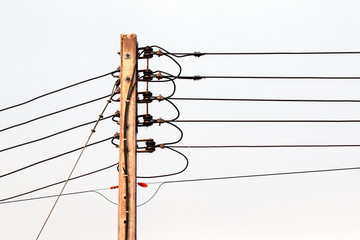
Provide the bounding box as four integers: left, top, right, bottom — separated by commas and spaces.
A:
145, 139, 156, 152
138, 91, 153, 103
139, 114, 154, 127
143, 46, 154, 59
143, 69, 153, 81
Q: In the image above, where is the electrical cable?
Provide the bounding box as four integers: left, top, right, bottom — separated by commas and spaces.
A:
137, 183, 164, 207
0, 70, 119, 113
138, 165, 360, 206
0, 187, 116, 205
176, 75, 360, 80
0, 115, 113, 153
0, 163, 118, 203
137, 147, 188, 179
36, 82, 118, 240
169, 144, 360, 148
0, 137, 113, 179
163, 99, 180, 121
157, 50, 360, 58
0, 94, 111, 133
168, 97, 360, 103
170, 119, 360, 123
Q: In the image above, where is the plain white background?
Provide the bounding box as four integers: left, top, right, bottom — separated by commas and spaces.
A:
1, 0, 360, 239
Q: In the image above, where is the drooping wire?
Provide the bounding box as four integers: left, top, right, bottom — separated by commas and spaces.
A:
36, 82, 118, 240
168, 97, 360, 103
0, 70, 119, 113
0, 115, 114, 153
0, 187, 117, 205
163, 99, 180, 121
0, 94, 111, 133
137, 183, 165, 207
0, 137, 113, 179
137, 147, 188, 179
138, 164, 360, 206
0, 163, 118, 203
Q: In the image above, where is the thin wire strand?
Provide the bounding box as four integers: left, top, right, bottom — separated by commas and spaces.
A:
36, 82, 117, 240
138, 165, 360, 206
148, 165, 360, 185
137, 183, 165, 207
0, 70, 118, 113
0, 115, 113, 153
168, 97, 360, 103
0, 187, 111, 205
166, 51, 360, 57
0, 94, 111, 133
0, 163, 118, 202
0, 137, 113, 179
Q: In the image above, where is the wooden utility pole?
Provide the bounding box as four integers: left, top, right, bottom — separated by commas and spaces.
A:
118, 34, 137, 240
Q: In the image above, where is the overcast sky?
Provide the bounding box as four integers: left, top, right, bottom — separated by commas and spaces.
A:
1, 1, 360, 239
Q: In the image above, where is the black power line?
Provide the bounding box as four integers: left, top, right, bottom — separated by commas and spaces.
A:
170, 119, 360, 123
176, 75, 360, 80
169, 97, 360, 103
166, 51, 360, 57
0, 94, 111, 133
0, 162, 118, 202
169, 144, 360, 148
0, 137, 113, 179
0, 70, 119, 113
0, 115, 114, 153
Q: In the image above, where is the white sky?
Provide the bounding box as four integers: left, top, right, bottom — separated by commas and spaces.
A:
1, 0, 360, 239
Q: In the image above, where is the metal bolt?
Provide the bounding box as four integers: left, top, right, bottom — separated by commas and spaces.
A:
125, 52, 131, 59
126, 75, 131, 82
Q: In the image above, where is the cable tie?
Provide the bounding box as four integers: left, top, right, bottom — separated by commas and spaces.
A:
194, 51, 203, 57
193, 75, 202, 81
107, 100, 111, 103
157, 117, 164, 126
156, 94, 164, 102
155, 72, 163, 80
99, 115, 103, 119
160, 144, 165, 149
91, 129, 96, 133
155, 50, 163, 57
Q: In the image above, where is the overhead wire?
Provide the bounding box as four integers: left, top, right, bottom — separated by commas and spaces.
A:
169, 144, 360, 148
0, 187, 117, 205
0, 137, 113, 179
0, 70, 119, 113
168, 97, 360, 103
170, 119, 360, 123
138, 165, 360, 206
176, 75, 360, 80
35, 81, 118, 240
0, 162, 118, 203
0, 94, 111, 133
0, 115, 114, 153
